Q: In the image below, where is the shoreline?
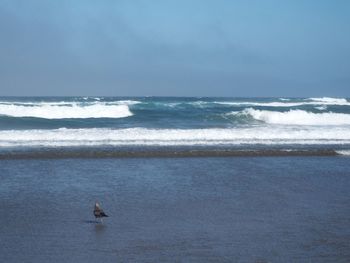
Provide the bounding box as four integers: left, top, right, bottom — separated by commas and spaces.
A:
0, 148, 340, 160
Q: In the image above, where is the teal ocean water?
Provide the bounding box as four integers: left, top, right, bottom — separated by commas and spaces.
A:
1, 96, 350, 157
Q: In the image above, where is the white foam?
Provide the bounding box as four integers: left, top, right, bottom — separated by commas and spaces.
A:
308, 97, 348, 104
315, 106, 327, 111
0, 101, 73, 106
0, 103, 133, 119
1, 127, 350, 147
215, 101, 305, 107
336, 150, 350, 155
239, 108, 350, 125
214, 98, 350, 107
0, 100, 141, 106
112, 100, 141, 105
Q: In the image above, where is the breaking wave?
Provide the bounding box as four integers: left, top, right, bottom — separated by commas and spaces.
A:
1, 127, 350, 147
308, 97, 348, 104
0, 103, 133, 119
214, 97, 349, 107
236, 108, 350, 125
336, 150, 350, 156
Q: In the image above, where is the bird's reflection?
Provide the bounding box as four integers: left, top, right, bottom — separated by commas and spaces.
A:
94, 222, 106, 235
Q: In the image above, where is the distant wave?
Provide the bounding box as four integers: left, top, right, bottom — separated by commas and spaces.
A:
1, 127, 350, 147
308, 97, 348, 104
216, 101, 306, 107
0, 103, 133, 119
214, 97, 349, 107
112, 100, 141, 105
0, 100, 141, 106
235, 108, 350, 125
315, 106, 327, 111
336, 150, 350, 156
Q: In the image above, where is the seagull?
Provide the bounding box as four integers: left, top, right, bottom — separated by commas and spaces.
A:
94, 202, 109, 223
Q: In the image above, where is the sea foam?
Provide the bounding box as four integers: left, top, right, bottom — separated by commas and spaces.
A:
214, 97, 350, 107
0, 103, 133, 119
336, 150, 350, 155
308, 97, 348, 104
240, 108, 350, 125
1, 127, 350, 147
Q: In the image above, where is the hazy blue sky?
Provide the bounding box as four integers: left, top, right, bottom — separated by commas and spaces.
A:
0, 0, 349, 96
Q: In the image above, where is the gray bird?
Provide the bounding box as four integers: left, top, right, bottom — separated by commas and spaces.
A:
94, 202, 109, 222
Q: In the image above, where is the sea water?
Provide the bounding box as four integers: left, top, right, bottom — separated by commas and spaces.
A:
0, 96, 350, 156
0, 97, 350, 262
0, 157, 349, 262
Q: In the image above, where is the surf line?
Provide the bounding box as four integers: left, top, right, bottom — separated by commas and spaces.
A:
0, 149, 339, 159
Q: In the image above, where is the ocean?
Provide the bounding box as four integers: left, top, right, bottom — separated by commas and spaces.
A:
0, 97, 350, 262
1, 96, 350, 157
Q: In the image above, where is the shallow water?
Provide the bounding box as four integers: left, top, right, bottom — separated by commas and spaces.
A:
0, 156, 349, 262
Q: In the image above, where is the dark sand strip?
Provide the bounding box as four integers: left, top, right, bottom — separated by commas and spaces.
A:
0, 148, 338, 159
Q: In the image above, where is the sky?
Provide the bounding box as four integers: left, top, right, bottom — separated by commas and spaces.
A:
0, 0, 349, 97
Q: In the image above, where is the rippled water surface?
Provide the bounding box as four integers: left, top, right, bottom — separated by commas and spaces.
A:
0, 156, 349, 262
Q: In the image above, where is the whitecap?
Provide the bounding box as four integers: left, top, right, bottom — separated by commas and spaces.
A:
0, 103, 133, 119
238, 108, 350, 125
214, 98, 350, 107
1, 127, 350, 147
308, 97, 348, 104
336, 150, 350, 155
315, 106, 327, 111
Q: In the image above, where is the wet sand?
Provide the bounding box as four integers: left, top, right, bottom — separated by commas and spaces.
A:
0, 156, 349, 262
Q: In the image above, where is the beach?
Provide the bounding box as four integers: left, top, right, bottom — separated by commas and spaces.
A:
2, 0, 350, 261
0, 96, 350, 262
1, 156, 349, 262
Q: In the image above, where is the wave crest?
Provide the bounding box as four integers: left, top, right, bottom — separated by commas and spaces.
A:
240, 108, 350, 125
308, 97, 348, 104
1, 127, 350, 147
215, 98, 350, 107
0, 103, 133, 119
